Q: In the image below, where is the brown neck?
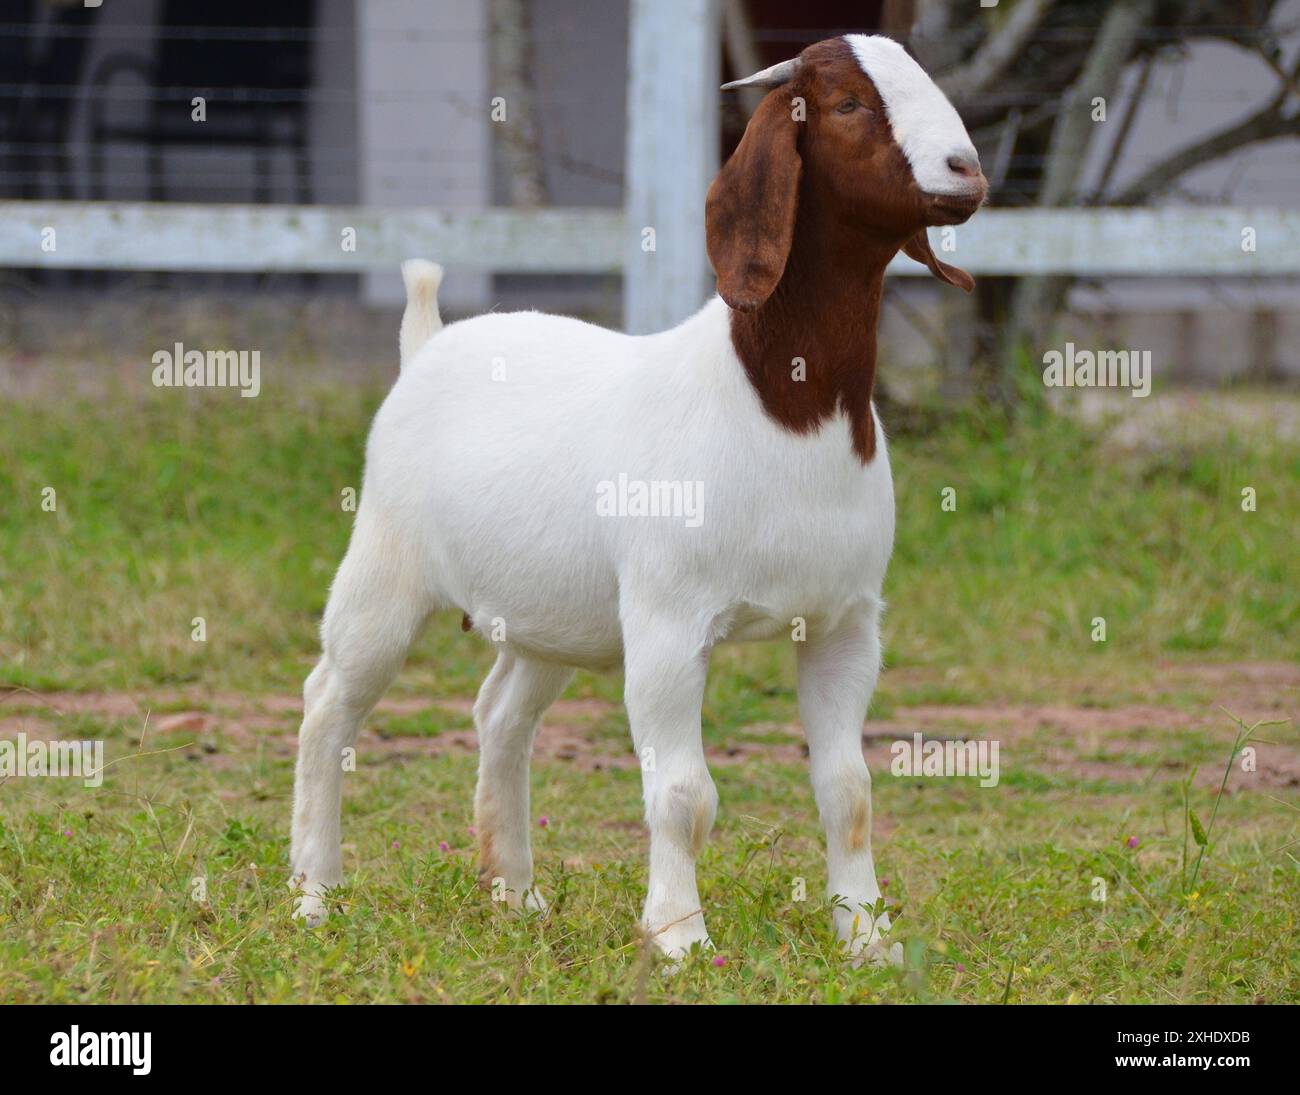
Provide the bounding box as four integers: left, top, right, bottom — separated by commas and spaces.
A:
728, 200, 900, 463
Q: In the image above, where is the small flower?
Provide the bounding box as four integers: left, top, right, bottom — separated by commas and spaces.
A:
955, 962, 966, 973
392, 840, 401, 850
879, 877, 889, 888
1126, 835, 1140, 849
712, 955, 726, 968
538, 815, 549, 828
467, 826, 477, 836
62, 829, 72, 838
438, 841, 450, 853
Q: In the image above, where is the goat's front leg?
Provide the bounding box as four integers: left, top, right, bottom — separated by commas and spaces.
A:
621, 610, 717, 960
797, 602, 900, 965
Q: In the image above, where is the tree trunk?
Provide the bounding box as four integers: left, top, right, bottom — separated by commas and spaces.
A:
489, 0, 547, 208
997, 0, 1156, 404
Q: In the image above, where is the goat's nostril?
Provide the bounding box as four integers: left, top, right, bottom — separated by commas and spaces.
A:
947, 153, 980, 178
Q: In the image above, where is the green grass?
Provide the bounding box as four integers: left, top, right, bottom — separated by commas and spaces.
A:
0, 380, 1297, 1002
1, 382, 1296, 699
2, 711, 1295, 1003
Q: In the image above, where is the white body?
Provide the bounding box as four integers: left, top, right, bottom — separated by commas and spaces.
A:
292, 296, 897, 960
290, 32, 982, 962
374, 297, 893, 667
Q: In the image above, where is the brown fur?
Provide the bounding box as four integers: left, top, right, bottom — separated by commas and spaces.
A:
707, 39, 984, 463
476, 824, 498, 888
846, 791, 870, 852
689, 800, 713, 858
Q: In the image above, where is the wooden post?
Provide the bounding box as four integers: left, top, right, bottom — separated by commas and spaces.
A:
624, 0, 719, 334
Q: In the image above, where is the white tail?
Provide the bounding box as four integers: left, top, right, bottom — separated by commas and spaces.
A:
399, 259, 444, 368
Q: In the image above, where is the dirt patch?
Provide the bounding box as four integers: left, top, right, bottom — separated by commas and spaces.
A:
2, 661, 1295, 788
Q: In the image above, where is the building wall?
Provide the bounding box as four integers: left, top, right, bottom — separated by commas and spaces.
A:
358, 0, 490, 307
485, 0, 628, 316
64, 0, 357, 206
509, 0, 628, 209
311, 0, 361, 206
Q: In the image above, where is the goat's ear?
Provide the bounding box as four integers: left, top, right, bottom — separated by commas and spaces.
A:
706, 92, 802, 312
902, 231, 975, 292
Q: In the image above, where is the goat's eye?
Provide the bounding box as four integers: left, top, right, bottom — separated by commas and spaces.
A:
836, 98, 859, 114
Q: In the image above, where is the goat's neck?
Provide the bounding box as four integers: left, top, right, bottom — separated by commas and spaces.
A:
728, 213, 897, 463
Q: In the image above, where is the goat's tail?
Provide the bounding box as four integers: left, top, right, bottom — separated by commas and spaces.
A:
399, 258, 444, 369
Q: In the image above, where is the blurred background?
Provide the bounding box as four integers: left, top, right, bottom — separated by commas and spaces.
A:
1, 3, 1297, 1005
0, 0, 1297, 690
2, 0, 1299, 399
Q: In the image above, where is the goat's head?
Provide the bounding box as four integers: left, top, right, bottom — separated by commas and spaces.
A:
707, 34, 987, 312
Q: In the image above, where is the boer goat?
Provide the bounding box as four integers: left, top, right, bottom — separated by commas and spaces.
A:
291, 34, 987, 961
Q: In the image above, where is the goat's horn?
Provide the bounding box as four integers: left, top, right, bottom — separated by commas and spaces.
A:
720, 57, 801, 91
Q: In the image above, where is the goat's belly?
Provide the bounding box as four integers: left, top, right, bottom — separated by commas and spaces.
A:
715, 549, 891, 646
463, 601, 625, 672
424, 507, 626, 670
455, 552, 624, 670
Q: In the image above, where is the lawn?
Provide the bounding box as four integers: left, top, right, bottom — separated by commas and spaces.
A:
0, 372, 1296, 1002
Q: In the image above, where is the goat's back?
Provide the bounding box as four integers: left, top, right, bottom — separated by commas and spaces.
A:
355, 299, 894, 666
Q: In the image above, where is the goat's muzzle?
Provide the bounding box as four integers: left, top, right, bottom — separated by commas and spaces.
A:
922, 182, 987, 226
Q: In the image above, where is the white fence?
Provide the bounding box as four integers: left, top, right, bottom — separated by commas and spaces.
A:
2, 0, 1297, 333
5, 202, 1298, 277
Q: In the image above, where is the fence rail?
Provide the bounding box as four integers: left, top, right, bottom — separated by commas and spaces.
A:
2, 202, 1299, 277
0, 202, 625, 274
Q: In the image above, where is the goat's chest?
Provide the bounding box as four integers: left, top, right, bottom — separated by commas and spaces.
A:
674, 407, 897, 628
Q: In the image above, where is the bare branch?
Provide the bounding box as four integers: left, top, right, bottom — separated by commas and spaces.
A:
1038, 0, 1156, 207
912, 0, 966, 73
939, 0, 1057, 107
1112, 103, 1300, 205
721, 0, 765, 116
1006, 0, 1156, 355
1090, 52, 1154, 201
1250, 39, 1300, 100
489, 0, 547, 208
880, 0, 919, 39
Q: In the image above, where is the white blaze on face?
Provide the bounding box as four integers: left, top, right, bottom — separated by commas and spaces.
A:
845, 34, 978, 196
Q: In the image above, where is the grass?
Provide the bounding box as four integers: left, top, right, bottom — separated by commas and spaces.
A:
0, 376, 1297, 1002
0, 380, 1296, 700
2, 710, 1295, 1003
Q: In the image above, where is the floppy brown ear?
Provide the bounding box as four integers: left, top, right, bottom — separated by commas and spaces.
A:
902, 231, 975, 293
706, 92, 802, 312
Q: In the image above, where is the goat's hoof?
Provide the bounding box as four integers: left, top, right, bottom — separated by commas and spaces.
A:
292, 891, 329, 928
853, 939, 904, 969
646, 922, 712, 968
490, 882, 547, 912
653, 943, 713, 975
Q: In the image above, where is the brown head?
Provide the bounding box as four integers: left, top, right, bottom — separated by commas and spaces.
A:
706, 35, 987, 461
707, 34, 986, 310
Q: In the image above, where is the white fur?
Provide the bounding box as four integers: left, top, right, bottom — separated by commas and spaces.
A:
286, 36, 985, 962
399, 259, 443, 368
289, 294, 899, 961
846, 34, 978, 195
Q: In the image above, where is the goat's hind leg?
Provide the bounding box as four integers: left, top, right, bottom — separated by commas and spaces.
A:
290, 525, 433, 925
473, 651, 573, 910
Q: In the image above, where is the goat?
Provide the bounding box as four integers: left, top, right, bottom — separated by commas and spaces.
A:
290, 34, 987, 962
